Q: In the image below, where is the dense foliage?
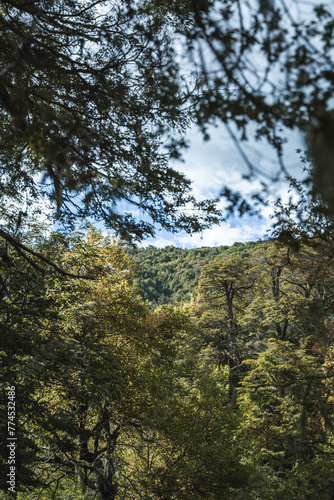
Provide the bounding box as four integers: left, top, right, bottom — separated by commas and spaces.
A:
0, 227, 251, 499
1, 223, 334, 499
1, 1, 334, 498
0, 0, 221, 252
127, 240, 261, 305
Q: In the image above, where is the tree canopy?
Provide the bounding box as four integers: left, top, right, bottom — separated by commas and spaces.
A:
2, 2, 334, 499
0, 0, 222, 247
0, 227, 251, 499
1, 0, 334, 250
170, 0, 334, 208
1, 223, 334, 498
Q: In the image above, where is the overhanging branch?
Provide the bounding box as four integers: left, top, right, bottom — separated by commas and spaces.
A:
0, 228, 97, 279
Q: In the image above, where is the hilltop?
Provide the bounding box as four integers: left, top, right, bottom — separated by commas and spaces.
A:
127, 240, 268, 305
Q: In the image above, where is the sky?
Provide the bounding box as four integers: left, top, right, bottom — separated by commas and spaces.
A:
139, 0, 323, 250
141, 123, 305, 249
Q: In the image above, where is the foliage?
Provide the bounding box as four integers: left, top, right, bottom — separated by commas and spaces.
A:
239, 339, 334, 499
158, 0, 334, 212
273, 163, 334, 251
2, 1, 334, 497
0, 0, 221, 247
1, 0, 334, 244
0, 228, 251, 499
128, 234, 334, 498
2, 223, 334, 498
127, 240, 261, 306
192, 238, 334, 498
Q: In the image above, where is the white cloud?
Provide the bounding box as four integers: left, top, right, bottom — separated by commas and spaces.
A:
173, 124, 304, 195
142, 211, 271, 249
143, 122, 305, 249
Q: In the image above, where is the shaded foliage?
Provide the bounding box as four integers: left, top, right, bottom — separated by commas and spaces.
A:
0, 0, 221, 249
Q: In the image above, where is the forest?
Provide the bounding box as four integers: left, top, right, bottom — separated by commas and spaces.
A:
1, 0, 334, 498
1, 209, 334, 499
127, 241, 260, 305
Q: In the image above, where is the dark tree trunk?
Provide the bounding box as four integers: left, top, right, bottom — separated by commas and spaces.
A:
97, 460, 118, 500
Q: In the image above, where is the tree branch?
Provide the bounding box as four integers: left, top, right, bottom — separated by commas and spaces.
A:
0, 228, 97, 279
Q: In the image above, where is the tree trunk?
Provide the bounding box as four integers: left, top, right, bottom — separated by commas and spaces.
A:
97, 458, 118, 500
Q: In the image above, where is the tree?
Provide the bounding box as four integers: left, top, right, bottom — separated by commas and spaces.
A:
156, 0, 334, 214
197, 254, 256, 364
273, 164, 334, 250
239, 339, 334, 499
195, 253, 257, 403
122, 306, 250, 500
0, 227, 251, 499
2, 0, 334, 244
244, 244, 293, 341
0, 226, 148, 497
0, 0, 221, 250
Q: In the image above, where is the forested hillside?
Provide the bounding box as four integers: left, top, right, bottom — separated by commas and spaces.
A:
127, 241, 264, 305
3, 224, 334, 500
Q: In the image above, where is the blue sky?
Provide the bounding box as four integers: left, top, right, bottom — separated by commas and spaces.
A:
141, 123, 305, 249
139, 0, 323, 249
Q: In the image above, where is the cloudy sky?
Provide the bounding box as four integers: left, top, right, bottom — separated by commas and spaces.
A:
138, 0, 323, 250
142, 123, 305, 249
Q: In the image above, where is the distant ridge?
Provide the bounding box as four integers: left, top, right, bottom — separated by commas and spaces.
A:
127, 240, 266, 306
